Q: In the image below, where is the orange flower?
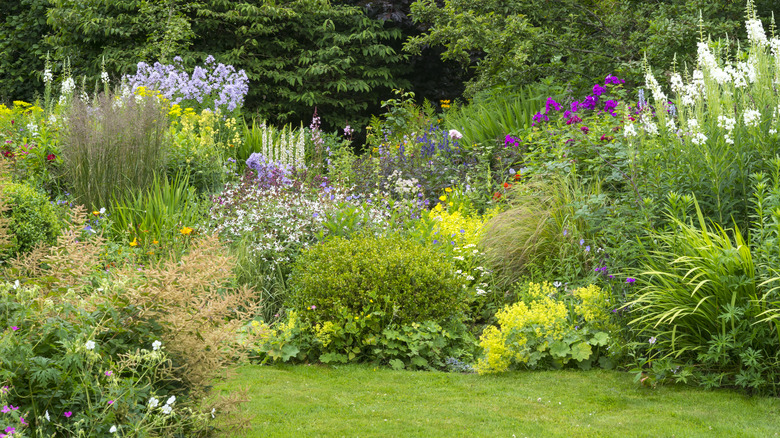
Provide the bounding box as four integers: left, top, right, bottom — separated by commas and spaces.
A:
493, 192, 502, 200
503, 182, 510, 189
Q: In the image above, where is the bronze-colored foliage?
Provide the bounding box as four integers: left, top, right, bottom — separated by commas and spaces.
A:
118, 235, 262, 393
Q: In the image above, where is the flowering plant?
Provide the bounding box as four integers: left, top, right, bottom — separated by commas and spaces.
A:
123, 55, 249, 114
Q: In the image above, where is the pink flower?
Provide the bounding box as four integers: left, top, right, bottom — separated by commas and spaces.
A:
64, 411, 72, 418
448, 129, 463, 140
108, 400, 114, 405
10, 327, 18, 331
19, 417, 26, 425
105, 371, 113, 377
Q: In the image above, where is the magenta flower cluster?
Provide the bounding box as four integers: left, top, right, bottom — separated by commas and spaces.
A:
123, 56, 249, 113
532, 74, 625, 126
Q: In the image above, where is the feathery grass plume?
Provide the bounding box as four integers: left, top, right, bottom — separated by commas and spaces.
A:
61, 89, 169, 211
119, 235, 262, 393
480, 175, 594, 285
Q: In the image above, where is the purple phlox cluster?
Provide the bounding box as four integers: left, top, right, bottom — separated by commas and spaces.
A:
123, 55, 249, 113
545, 97, 562, 112
581, 95, 599, 110
592, 84, 607, 97
566, 115, 582, 125
604, 99, 618, 116
504, 135, 520, 147
532, 111, 549, 126
604, 74, 625, 85
245, 153, 293, 189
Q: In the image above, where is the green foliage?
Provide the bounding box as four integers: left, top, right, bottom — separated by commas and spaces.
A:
407, 0, 764, 95
477, 282, 616, 373
250, 310, 476, 370
0, 0, 52, 102
443, 82, 564, 147
166, 106, 232, 194
193, 0, 409, 129
109, 172, 204, 256
61, 91, 169, 211
0, 281, 211, 436
289, 233, 465, 326
405, 0, 537, 96
0, 181, 60, 259
627, 199, 780, 394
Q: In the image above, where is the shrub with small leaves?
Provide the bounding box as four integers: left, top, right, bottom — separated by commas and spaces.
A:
0, 181, 60, 259
289, 233, 465, 327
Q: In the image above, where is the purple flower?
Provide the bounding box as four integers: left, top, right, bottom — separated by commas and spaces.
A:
604, 99, 618, 115
64, 411, 72, 418
585, 245, 591, 252
579, 239, 585, 246
592, 84, 607, 97
571, 101, 580, 113
626, 277, 636, 283
545, 97, 562, 112
605, 74, 624, 85
565, 115, 582, 125
532, 111, 549, 124
582, 95, 599, 110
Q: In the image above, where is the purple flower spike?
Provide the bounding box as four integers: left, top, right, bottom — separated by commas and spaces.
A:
626, 277, 636, 283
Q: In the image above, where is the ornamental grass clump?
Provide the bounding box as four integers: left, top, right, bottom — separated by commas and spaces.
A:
61, 90, 169, 211
626, 198, 780, 394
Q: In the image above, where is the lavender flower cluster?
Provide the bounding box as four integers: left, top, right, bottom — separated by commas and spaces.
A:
246, 153, 293, 189
123, 56, 249, 113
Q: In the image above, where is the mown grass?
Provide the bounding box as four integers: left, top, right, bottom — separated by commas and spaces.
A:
217, 364, 780, 437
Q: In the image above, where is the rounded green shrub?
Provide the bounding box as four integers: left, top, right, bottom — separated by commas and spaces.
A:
1, 181, 59, 258
288, 233, 465, 326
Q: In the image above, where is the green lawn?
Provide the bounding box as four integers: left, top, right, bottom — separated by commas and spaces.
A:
216, 365, 780, 437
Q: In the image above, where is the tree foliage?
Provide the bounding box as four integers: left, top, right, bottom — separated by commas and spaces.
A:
406, 0, 775, 95
0, 0, 52, 102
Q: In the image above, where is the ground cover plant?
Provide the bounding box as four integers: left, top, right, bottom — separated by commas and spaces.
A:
4, 0, 780, 435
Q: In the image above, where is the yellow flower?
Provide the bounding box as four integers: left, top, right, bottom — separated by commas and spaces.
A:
129, 238, 138, 247
439, 195, 447, 201
92, 211, 100, 216
153, 240, 159, 244
445, 187, 452, 193
180, 226, 193, 235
